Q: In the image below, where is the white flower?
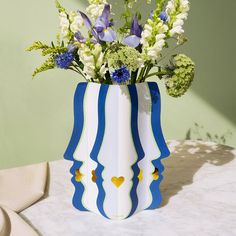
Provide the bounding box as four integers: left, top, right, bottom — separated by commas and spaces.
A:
69, 11, 84, 33
99, 64, 107, 77
166, 0, 175, 14
86, 4, 105, 20
59, 12, 69, 37
78, 43, 107, 81
169, 26, 184, 36
166, 0, 190, 37
176, 13, 188, 20
141, 19, 168, 61
86, 0, 107, 20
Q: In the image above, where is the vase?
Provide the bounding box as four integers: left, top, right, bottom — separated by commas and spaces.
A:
64, 82, 170, 220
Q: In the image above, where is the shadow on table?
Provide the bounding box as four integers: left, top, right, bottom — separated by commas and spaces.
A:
159, 140, 236, 207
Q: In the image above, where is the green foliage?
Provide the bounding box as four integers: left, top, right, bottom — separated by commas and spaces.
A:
27, 36, 68, 77
152, 0, 166, 21
41, 46, 67, 56
27, 39, 66, 56
32, 57, 55, 78
55, 0, 66, 13
26, 41, 49, 52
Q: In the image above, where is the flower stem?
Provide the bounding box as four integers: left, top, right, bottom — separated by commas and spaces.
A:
144, 70, 167, 79
70, 64, 87, 80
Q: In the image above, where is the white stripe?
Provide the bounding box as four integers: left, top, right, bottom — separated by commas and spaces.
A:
135, 83, 161, 213
99, 85, 137, 220
73, 83, 100, 215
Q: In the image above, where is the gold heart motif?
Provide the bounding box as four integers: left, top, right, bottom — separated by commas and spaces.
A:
91, 170, 97, 183
75, 169, 83, 182
138, 169, 143, 181
152, 168, 159, 180
111, 176, 125, 188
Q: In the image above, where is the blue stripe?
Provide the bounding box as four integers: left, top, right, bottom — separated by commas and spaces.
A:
127, 85, 145, 218
70, 160, 88, 211
64, 82, 88, 212
146, 82, 170, 210
90, 84, 109, 219
64, 82, 87, 161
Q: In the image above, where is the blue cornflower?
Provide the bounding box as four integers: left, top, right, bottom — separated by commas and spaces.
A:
55, 52, 74, 69
111, 66, 130, 84
160, 11, 168, 23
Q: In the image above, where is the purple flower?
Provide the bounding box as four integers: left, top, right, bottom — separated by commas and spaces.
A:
123, 16, 143, 48
78, 5, 116, 43
94, 4, 116, 42
160, 11, 168, 23
55, 52, 74, 69
74, 31, 86, 43
78, 11, 99, 41
111, 66, 130, 84
67, 43, 78, 53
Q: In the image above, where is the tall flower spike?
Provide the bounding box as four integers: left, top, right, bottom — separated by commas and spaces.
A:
94, 4, 116, 42
123, 16, 143, 48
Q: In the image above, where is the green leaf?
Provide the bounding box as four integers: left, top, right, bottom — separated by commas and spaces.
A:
26, 41, 49, 51
56, 33, 61, 46
32, 57, 55, 78
41, 46, 67, 56
55, 0, 66, 13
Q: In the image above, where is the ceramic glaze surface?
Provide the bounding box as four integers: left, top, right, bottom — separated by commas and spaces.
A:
64, 82, 170, 220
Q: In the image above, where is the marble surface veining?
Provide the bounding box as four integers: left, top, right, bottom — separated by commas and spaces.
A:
21, 140, 236, 236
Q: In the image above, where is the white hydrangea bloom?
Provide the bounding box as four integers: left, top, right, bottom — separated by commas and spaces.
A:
86, 0, 107, 20
59, 12, 70, 37
78, 43, 107, 81
69, 11, 84, 34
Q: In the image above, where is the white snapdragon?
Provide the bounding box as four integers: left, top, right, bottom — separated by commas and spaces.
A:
59, 12, 70, 37
86, 0, 107, 20
78, 44, 107, 81
166, 0, 190, 37
141, 20, 168, 61
59, 11, 83, 37
69, 11, 84, 34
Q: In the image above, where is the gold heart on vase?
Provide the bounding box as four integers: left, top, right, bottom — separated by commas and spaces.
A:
91, 170, 97, 183
111, 176, 125, 188
75, 169, 83, 182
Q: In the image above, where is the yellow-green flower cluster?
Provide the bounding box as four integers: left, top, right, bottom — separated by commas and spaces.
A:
165, 54, 195, 97
105, 45, 143, 72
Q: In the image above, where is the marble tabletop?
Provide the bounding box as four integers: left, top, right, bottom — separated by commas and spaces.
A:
21, 140, 236, 236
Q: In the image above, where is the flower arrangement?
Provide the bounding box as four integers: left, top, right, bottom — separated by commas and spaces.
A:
27, 0, 195, 97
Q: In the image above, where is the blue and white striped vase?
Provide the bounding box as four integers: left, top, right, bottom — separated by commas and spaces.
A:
64, 82, 170, 220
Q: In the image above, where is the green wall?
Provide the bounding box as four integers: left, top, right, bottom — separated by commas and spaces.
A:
0, 0, 235, 169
